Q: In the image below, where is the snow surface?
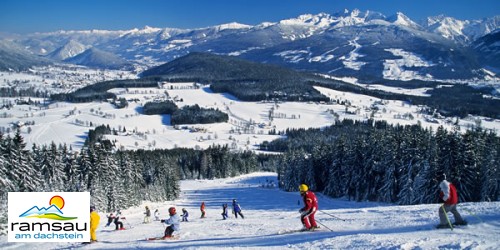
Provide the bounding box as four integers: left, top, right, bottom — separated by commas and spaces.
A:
1, 172, 499, 249
340, 38, 366, 71
383, 49, 434, 81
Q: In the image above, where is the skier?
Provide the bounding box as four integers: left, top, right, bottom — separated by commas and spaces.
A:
435, 172, 467, 228
161, 207, 180, 239
105, 213, 114, 227
143, 206, 151, 224
154, 209, 160, 221
232, 199, 244, 219
200, 202, 206, 218
221, 203, 228, 220
89, 205, 100, 243
299, 184, 318, 231
181, 208, 189, 222
114, 209, 125, 230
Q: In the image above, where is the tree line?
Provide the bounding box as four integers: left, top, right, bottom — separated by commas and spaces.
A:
143, 101, 228, 125
270, 119, 499, 204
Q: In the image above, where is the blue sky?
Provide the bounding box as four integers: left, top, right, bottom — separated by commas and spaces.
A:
1, 0, 498, 33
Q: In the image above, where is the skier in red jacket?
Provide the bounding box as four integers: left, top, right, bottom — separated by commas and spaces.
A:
436, 172, 467, 228
299, 184, 318, 231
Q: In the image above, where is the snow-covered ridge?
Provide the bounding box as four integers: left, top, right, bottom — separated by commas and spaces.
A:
20, 10, 498, 45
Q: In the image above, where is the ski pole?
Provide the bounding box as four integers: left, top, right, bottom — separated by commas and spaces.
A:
441, 204, 454, 231
315, 219, 334, 232
123, 218, 132, 229
462, 207, 483, 223
318, 210, 346, 221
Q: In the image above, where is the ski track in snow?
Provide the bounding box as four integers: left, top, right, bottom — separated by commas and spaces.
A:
1, 172, 499, 249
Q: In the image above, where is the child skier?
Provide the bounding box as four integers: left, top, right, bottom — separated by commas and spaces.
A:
143, 206, 151, 224
232, 199, 244, 219
181, 208, 189, 222
161, 207, 180, 239
105, 213, 114, 227
154, 209, 160, 221
221, 203, 228, 220
114, 209, 125, 230
200, 202, 206, 218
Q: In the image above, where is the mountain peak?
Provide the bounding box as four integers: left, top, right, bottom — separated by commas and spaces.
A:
387, 12, 421, 29
279, 13, 334, 27
47, 39, 87, 60
214, 22, 252, 31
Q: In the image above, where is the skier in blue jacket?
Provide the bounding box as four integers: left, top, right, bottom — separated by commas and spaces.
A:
232, 199, 244, 219
161, 207, 180, 239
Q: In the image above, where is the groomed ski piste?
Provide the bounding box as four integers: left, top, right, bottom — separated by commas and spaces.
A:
1, 172, 499, 249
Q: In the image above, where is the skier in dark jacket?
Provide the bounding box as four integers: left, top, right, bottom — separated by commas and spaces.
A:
221, 203, 228, 220
105, 213, 114, 227
181, 208, 189, 222
144, 206, 151, 223
232, 199, 244, 219
435, 172, 467, 228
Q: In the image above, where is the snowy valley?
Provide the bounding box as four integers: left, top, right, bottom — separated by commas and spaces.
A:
0, 65, 499, 152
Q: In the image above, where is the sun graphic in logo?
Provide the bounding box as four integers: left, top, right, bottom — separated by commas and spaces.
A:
49, 195, 65, 209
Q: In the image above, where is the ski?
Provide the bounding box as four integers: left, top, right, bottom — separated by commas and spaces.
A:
435, 224, 467, 230
278, 227, 322, 235
146, 236, 179, 241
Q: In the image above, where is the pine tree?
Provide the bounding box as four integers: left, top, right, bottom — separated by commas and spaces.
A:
7, 130, 41, 192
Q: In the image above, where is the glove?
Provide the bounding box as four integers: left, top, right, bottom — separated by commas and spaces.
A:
299, 209, 304, 213
160, 219, 165, 223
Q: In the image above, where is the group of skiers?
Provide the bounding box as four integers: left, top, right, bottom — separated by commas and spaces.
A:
87, 171, 466, 243
104, 209, 126, 230
154, 199, 244, 239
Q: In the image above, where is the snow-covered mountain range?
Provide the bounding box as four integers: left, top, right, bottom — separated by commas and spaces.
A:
2, 9, 499, 81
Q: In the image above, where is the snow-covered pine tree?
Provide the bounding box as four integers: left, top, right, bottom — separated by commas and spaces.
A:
7, 130, 41, 192
36, 143, 65, 191
116, 151, 142, 209
60, 144, 81, 191
480, 132, 499, 201
324, 136, 347, 198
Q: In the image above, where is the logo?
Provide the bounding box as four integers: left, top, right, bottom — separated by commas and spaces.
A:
8, 192, 90, 242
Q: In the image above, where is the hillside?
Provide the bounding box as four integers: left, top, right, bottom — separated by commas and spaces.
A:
0, 40, 52, 71
1, 172, 499, 249
472, 30, 500, 74
64, 47, 134, 70
142, 52, 336, 102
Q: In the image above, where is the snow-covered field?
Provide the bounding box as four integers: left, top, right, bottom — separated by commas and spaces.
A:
1, 172, 499, 249
1, 68, 499, 152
